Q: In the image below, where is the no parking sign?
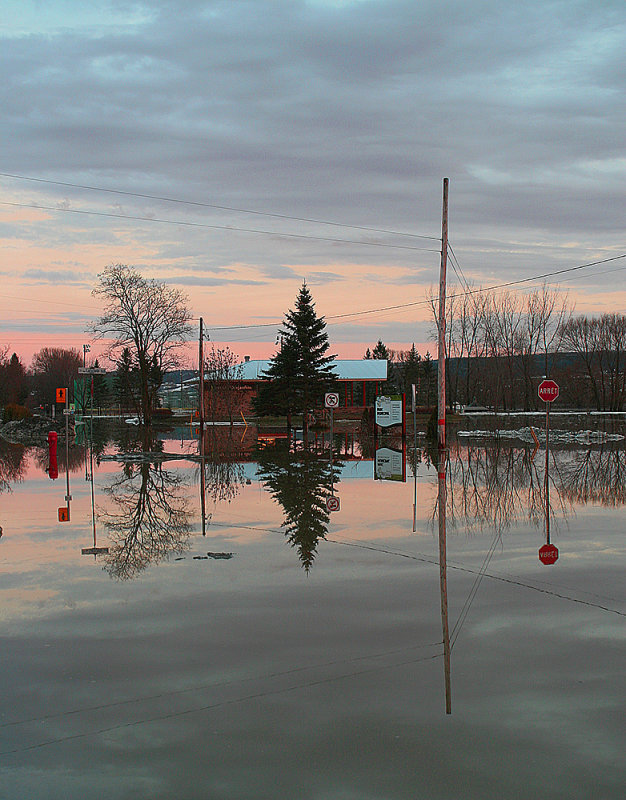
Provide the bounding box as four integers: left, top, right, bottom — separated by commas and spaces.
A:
326, 496, 340, 512
325, 393, 339, 409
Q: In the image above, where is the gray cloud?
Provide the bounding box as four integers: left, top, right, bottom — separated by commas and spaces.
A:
1, 0, 624, 347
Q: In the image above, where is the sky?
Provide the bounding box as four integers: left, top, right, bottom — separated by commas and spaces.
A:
1, 0, 625, 368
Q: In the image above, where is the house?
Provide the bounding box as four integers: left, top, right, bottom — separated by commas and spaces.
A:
204, 357, 388, 419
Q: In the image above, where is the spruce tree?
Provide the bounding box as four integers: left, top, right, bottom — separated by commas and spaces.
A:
261, 282, 336, 435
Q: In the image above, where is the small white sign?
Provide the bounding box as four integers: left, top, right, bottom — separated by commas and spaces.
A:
325, 392, 339, 409
79, 367, 107, 375
326, 496, 340, 512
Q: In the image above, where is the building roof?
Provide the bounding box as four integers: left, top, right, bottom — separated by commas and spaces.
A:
236, 359, 387, 381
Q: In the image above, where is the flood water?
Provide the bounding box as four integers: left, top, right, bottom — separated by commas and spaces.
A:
1, 419, 624, 799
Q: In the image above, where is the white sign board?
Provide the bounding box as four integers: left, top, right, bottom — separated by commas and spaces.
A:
374, 447, 404, 482
375, 395, 403, 428
326, 495, 340, 512
325, 392, 339, 409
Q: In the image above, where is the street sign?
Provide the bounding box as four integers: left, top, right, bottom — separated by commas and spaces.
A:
63, 408, 74, 415
58, 507, 70, 522
326, 496, 340, 512
78, 367, 107, 374
538, 380, 559, 403
56, 387, 67, 403
538, 543, 559, 565
325, 392, 339, 409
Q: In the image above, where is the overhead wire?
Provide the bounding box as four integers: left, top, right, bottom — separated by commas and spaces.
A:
0, 170, 441, 241
0, 201, 442, 254
205, 253, 626, 333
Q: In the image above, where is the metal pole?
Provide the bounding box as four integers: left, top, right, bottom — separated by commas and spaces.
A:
545, 400, 550, 544
438, 178, 449, 451
64, 388, 71, 506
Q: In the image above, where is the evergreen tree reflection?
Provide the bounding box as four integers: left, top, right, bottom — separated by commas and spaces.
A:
100, 458, 192, 580
257, 440, 342, 571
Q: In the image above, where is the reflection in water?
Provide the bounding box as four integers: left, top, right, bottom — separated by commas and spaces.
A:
32, 440, 85, 474
441, 441, 626, 535
201, 428, 246, 506
558, 448, 626, 505
99, 460, 192, 580
0, 438, 27, 493
257, 441, 342, 571
437, 446, 452, 715
442, 442, 565, 533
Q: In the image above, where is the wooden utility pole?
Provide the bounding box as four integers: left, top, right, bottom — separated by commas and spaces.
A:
199, 317, 205, 432
437, 178, 451, 714
438, 177, 449, 450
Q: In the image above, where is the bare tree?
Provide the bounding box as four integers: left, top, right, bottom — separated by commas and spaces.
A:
204, 345, 244, 425
31, 347, 82, 408
90, 265, 193, 426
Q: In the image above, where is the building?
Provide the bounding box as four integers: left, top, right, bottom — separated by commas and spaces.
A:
204, 357, 388, 419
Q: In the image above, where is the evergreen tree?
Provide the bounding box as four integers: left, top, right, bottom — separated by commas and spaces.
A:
114, 347, 138, 414
397, 343, 422, 403
372, 339, 390, 360
260, 282, 336, 436
91, 359, 110, 413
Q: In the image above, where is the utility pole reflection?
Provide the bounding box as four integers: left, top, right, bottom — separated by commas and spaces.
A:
81, 419, 109, 557
438, 446, 452, 714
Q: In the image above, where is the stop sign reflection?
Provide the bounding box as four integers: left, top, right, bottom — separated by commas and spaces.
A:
539, 543, 559, 565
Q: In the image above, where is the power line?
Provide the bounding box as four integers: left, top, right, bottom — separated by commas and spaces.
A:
0, 201, 442, 253
0, 172, 440, 241
205, 253, 626, 332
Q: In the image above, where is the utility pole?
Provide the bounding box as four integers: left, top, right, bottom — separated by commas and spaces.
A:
437, 177, 449, 451
437, 177, 451, 714
199, 317, 205, 433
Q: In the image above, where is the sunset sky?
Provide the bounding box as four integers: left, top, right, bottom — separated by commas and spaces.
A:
1, 0, 624, 368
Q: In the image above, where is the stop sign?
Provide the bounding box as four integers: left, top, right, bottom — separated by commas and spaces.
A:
539, 543, 559, 565
538, 379, 559, 403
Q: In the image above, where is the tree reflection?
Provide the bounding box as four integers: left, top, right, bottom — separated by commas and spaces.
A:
257, 441, 342, 571
99, 460, 192, 580
0, 439, 26, 493
442, 442, 567, 533
558, 447, 626, 506
201, 427, 246, 505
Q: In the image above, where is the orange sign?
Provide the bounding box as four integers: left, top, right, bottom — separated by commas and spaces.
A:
58, 507, 70, 522
56, 387, 67, 403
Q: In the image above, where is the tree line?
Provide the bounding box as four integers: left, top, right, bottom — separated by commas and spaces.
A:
367, 286, 626, 412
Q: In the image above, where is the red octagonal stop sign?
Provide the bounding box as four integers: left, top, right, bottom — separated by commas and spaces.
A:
538, 379, 559, 403
539, 543, 559, 565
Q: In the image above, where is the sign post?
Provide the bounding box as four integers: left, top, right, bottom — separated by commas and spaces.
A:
325, 393, 339, 459
538, 379, 559, 551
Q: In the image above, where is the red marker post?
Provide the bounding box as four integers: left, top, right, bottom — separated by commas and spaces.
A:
538, 379, 559, 557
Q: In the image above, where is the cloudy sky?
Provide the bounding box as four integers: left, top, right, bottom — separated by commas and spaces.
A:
1, 0, 624, 365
